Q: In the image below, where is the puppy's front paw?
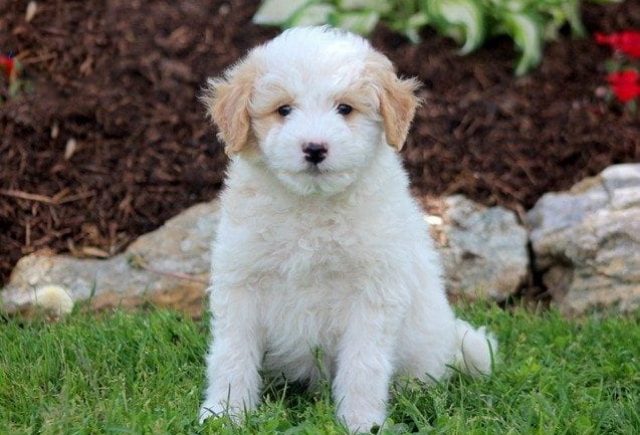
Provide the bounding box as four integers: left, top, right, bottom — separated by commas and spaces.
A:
339, 405, 385, 434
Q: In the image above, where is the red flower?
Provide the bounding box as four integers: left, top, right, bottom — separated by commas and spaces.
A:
607, 70, 640, 103
596, 30, 640, 59
0, 55, 15, 80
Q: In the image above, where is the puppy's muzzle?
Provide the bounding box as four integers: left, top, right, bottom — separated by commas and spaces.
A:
303, 142, 328, 165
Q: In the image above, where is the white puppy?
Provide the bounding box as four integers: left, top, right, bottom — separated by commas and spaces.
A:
199, 26, 496, 432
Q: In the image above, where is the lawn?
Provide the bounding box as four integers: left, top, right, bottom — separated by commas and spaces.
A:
1, 303, 639, 434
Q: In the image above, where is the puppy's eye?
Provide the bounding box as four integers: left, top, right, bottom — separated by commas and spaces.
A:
336, 103, 353, 116
277, 105, 292, 117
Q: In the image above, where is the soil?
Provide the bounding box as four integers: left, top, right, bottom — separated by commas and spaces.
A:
1, 0, 639, 285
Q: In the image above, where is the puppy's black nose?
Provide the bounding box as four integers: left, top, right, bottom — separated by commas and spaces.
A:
303, 142, 328, 165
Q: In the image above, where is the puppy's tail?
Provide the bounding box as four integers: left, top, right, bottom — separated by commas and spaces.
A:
453, 319, 497, 377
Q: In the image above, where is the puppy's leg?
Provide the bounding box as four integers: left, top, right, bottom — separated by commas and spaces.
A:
333, 297, 400, 433
199, 286, 263, 423
398, 284, 497, 382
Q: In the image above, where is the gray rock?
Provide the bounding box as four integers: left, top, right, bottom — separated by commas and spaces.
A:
2, 193, 529, 317
528, 164, 640, 315
1, 201, 220, 317
432, 195, 529, 300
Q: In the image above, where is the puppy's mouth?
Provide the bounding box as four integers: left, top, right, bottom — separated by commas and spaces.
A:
279, 165, 329, 177
275, 163, 356, 196
305, 164, 326, 175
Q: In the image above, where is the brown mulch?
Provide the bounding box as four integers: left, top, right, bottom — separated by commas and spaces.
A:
1, 0, 639, 285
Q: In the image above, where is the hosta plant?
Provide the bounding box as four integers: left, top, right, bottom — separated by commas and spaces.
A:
253, 0, 624, 75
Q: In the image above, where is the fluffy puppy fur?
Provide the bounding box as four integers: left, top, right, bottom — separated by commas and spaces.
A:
199, 26, 497, 432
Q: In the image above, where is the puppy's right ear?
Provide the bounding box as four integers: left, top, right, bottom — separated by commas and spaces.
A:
202, 59, 257, 155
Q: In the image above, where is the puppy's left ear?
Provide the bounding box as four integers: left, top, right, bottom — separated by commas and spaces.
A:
370, 57, 421, 150
202, 59, 258, 155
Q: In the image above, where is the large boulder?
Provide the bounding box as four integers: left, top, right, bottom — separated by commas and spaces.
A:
1, 201, 220, 317
430, 195, 529, 301
528, 164, 640, 315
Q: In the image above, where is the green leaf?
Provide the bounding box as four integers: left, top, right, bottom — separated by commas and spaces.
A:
253, 0, 315, 26
482, 0, 531, 14
500, 11, 544, 75
337, 0, 393, 14
330, 10, 380, 35
289, 4, 336, 27
535, 0, 585, 39
425, 0, 487, 54
540, 6, 567, 40
8, 80, 21, 97
401, 12, 431, 43
560, 0, 586, 37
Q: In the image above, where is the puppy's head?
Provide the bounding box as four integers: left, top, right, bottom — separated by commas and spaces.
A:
203, 26, 419, 196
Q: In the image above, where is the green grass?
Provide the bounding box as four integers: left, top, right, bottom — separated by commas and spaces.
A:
1, 303, 639, 434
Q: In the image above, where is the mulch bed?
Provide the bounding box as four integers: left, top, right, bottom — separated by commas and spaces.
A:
1, 0, 639, 285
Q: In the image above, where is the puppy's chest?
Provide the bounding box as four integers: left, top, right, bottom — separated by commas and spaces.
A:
255, 208, 371, 281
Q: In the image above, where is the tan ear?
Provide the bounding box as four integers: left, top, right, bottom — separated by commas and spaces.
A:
369, 56, 421, 150
202, 59, 258, 155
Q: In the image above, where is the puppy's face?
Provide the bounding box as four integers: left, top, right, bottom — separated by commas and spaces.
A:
204, 27, 419, 196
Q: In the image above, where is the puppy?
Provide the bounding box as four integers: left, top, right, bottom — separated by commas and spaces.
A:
199, 26, 496, 432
